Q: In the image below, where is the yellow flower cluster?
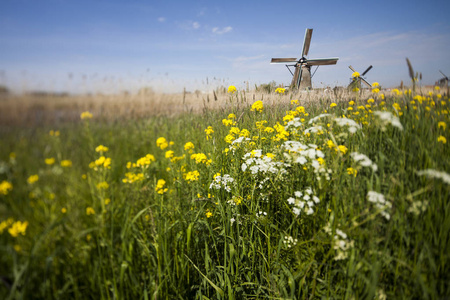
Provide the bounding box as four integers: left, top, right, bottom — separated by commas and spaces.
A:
90, 156, 112, 170
156, 137, 169, 150
80, 111, 93, 120
273, 122, 289, 141
61, 160, 72, 167
251, 100, 264, 112
123, 172, 145, 184
184, 170, 200, 182
49, 130, 60, 136
275, 87, 286, 94
126, 154, 156, 169
352, 72, 360, 78
191, 153, 212, 165
45, 157, 55, 165
0, 181, 13, 195
347, 167, 357, 177
86, 207, 95, 215
184, 142, 194, 151
228, 85, 237, 94
4, 220, 29, 237
155, 179, 168, 194
27, 175, 39, 184
95, 145, 109, 153
96, 181, 109, 190
205, 126, 214, 140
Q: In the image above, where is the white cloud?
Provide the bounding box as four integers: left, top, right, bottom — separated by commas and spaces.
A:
157, 17, 166, 22
192, 22, 200, 29
212, 26, 233, 35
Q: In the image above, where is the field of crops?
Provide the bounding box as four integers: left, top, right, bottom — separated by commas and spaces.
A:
0, 86, 449, 299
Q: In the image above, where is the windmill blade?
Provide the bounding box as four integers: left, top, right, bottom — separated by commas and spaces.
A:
306, 58, 339, 66
440, 70, 448, 78
271, 58, 298, 64
361, 65, 373, 76
361, 77, 372, 88
349, 65, 357, 73
302, 28, 313, 57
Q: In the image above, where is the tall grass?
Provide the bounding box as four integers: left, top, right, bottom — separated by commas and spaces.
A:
0, 87, 449, 299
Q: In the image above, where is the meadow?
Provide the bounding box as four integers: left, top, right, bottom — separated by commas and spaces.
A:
0, 84, 449, 299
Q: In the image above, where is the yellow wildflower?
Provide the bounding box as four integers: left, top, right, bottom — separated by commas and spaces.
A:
86, 207, 95, 215
228, 85, 237, 94
45, 157, 55, 165
438, 122, 446, 130
438, 136, 447, 144
372, 82, 379, 87
8, 221, 28, 237
251, 100, 264, 113
61, 207, 67, 213
205, 126, 214, 140
330, 103, 337, 108
49, 130, 60, 136
95, 145, 109, 153
275, 87, 286, 94
435, 86, 440, 90
156, 137, 169, 150
27, 175, 39, 184
155, 179, 168, 194
352, 72, 360, 78
205, 210, 213, 218
184, 142, 194, 151
372, 88, 380, 94
337, 145, 348, 154
61, 160, 72, 167
165, 150, 175, 159
96, 181, 109, 190
184, 170, 200, 182
291, 99, 299, 105
0, 181, 13, 195
105, 198, 111, 205
347, 167, 357, 177
367, 98, 375, 104
222, 119, 235, 126
80, 111, 93, 119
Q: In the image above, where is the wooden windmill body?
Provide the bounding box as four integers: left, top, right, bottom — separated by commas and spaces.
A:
271, 28, 338, 90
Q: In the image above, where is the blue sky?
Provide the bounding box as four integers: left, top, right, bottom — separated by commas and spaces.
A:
1, 0, 449, 93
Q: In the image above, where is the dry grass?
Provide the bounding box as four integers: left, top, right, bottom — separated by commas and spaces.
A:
0, 87, 428, 127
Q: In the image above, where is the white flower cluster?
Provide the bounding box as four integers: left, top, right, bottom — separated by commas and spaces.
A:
287, 188, 320, 216
256, 211, 267, 218
283, 235, 298, 248
241, 151, 287, 175
209, 174, 234, 192
416, 169, 450, 185
229, 136, 251, 152
350, 152, 378, 172
334, 117, 361, 133
373, 111, 404, 131
282, 141, 332, 180
303, 125, 323, 134
367, 191, 392, 220
308, 113, 331, 125
407, 200, 428, 216
284, 117, 303, 130
332, 229, 354, 261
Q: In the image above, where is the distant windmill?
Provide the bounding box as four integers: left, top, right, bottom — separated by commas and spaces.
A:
270, 28, 339, 90
348, 65, 372, 90
437, 70, 449, 88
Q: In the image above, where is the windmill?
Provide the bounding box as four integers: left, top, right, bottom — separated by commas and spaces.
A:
437, 70, 448, 88
348, 65, 373, 90
271, 28, 339, 90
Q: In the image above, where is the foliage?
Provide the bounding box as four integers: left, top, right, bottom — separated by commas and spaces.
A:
0, 87, 449, 299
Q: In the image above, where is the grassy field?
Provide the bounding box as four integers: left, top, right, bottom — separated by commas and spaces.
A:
0, 86, 449, 299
